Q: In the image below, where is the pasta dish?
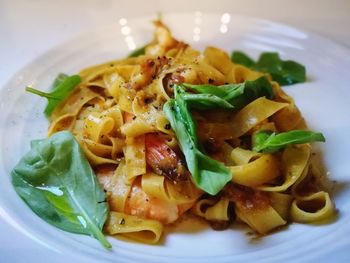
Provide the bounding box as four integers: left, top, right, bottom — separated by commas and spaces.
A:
13, 20, 335, 247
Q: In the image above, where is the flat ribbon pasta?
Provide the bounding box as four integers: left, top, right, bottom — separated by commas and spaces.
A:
48, 87, 103, 135
290, 191, 334, 223
204, 198, 230, 221
230, 147, 261, 165
225, 184, 287, 234
141, 173, 202, 205
78, 138, 118, 165
235, 204, 286, 234
105, 212, 163, 244
259, 144, 311, 192
229, 97, 288, 138
124, 135, 146, 179
107, 159, 133, 212
230, 153, 280, 187
269, 192, 293, 220
192, 198, 230, 222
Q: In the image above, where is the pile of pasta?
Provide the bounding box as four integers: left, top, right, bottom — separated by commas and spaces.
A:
48, 21, 335, 243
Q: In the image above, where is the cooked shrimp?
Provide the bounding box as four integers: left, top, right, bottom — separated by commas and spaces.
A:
96, 164, 194, 225
146, 20, 179, 56
123, 112, 135, 123
145, 133, 189, 182
124, 179, 179, 224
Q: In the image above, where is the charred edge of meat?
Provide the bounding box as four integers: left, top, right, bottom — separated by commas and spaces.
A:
145, 133, 190, 182
239, 135, 252, 150
152, 161, 190, 182
203, 137, 222, 154
162, 72, 185, 98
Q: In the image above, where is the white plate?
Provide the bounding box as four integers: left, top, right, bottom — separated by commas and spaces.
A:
1, 13, 350, 262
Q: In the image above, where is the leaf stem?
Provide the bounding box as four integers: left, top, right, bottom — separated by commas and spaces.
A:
25, 86, 60, 100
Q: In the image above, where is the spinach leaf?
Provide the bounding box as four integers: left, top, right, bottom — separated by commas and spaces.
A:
182, 76, 274, 110
231, 51, 306, 86
164, 89, 232, 195
227, 77, 274, 109
231, 51, 255, 67
174, 88, 199, 146
181, 93, 234, 109
11, 131, 111, 249
182, 83, 233, 98
252, 130, 326, 153
26, 74, 81, 117
128, 45, 146, 57
52, 73, 69, 88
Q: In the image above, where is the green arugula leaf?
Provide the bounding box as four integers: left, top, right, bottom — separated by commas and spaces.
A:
227, 77, 274, 109
174, 88, 199, 146
182, 76, 274, 110
182, 82, 244, 100
231, 51, 306, 86
52, 73, 69, 88
181, 93, 234, 109
252, 130, 326, 153
26, 74, 81, 117
164, 99, 232, 195
128, 45, 146, 57
231, 51, 255, 67
11, 131, 111, 249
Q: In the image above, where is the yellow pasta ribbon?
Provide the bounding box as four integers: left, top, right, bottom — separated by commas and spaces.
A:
141, 173, 169, 201
204, 198, 230, 221
269, 192, 293, 220
124, 136, 146, 179
236, 205, 286, 234
230, 147, 261, 165
259, 145, 310, 192
230, 154, 280, 187
105, 212, 163, 244
108, 159, 133, 212
141, 173, 202, 205
291, 191, 335, 223
230, 97, 288, 138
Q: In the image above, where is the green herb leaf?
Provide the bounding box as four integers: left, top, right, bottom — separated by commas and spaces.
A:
11, 131, 111, 249
231, 51, 255, 67
175, 90, 199, 146
227, 77, 274, 109
128, 45, 146, 57
164, 93, 232, 196
252, 130, 326, 153
231, 51, 306, 86
52, 73, 69, 88
26, 74, 81, 117
181, 93, 234, 109
182, 76, 274, 110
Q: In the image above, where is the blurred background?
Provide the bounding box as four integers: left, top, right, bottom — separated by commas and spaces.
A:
1, 0, 349, 88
